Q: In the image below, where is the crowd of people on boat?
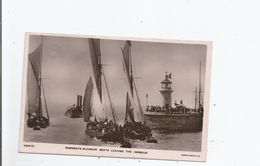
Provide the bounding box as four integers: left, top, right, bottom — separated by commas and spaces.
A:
27, 113, 49, 130
86, 119, 122, 134
123, 121, 151, 138
85, 119, 157, 143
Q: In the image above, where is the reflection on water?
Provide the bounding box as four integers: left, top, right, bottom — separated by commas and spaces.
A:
24, 114, 201, 152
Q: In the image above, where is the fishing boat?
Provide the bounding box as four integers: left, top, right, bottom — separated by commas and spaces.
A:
121, 41, 157, 143
144, 63, 204, 132
83, 39, 124, 143
26, 36, 50, 130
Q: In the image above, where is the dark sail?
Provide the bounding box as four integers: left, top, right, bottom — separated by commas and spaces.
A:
83, 77, 94, 122
26, 37, 50, 129
122, 41, 133, 95
121, 41, 144, 123
88, 39, 102, 101
27, 59, 40, 114
27, 42, 43, 116
122, 41, 131, 73
86, 39, 117, 122
29, 42, 43, 82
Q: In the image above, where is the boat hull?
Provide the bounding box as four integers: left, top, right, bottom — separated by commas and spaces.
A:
125, 131, 146, 140
27, 117, 50, 129
144, 112, 203, 132
85, 128, 104, 138
65, 109, 82, 118
100, 131, 124, 142
85, 128, 124, 142
70, 113, 83, 118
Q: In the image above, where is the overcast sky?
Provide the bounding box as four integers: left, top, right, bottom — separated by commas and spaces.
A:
28, 35, 207, 116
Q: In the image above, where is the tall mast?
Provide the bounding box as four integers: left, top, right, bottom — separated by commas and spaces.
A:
38, 36, 44, 117
89, 39, 102, 102
146, 93, 148, 107
128, 41, 144, 122
42, 82, 49, 120
89, 39, 118, 122
194, 87, 197, 111
133, 81, 144, 122
102, 68, 118, 123
121, 41, 144, 122
198, 61, 202, 108
98, 41, 102, 102
121, 41, 133, 95
128, 41, 134, 96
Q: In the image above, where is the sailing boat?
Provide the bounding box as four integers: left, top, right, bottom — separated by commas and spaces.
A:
26, 36, 50, 130
121, 41, 157, 142
196, 61, 204, 115
121, 41, 144, 123
83, 39, 123, 143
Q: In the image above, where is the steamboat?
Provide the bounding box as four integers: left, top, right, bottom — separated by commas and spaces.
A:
65, 95, 83, 118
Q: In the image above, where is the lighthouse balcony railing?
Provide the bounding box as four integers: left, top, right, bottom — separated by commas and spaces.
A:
161, 84, 172, 89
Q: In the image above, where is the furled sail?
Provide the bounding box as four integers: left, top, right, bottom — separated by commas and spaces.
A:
121, 41, 144, 123
27, 42, 43, 116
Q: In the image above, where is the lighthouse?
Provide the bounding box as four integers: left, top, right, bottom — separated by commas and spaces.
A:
160, 72, 173, 109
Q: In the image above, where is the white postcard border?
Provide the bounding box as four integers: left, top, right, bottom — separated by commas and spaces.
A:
19, 32, 212, 162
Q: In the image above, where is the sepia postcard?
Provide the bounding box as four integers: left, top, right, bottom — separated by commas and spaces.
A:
19, 33, 212, 161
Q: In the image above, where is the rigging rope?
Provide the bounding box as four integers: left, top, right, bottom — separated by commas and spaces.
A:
42, 81, 49, 120
101, 68, 118, 123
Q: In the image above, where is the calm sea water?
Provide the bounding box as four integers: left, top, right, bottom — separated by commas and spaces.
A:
24, 108, 202, 152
